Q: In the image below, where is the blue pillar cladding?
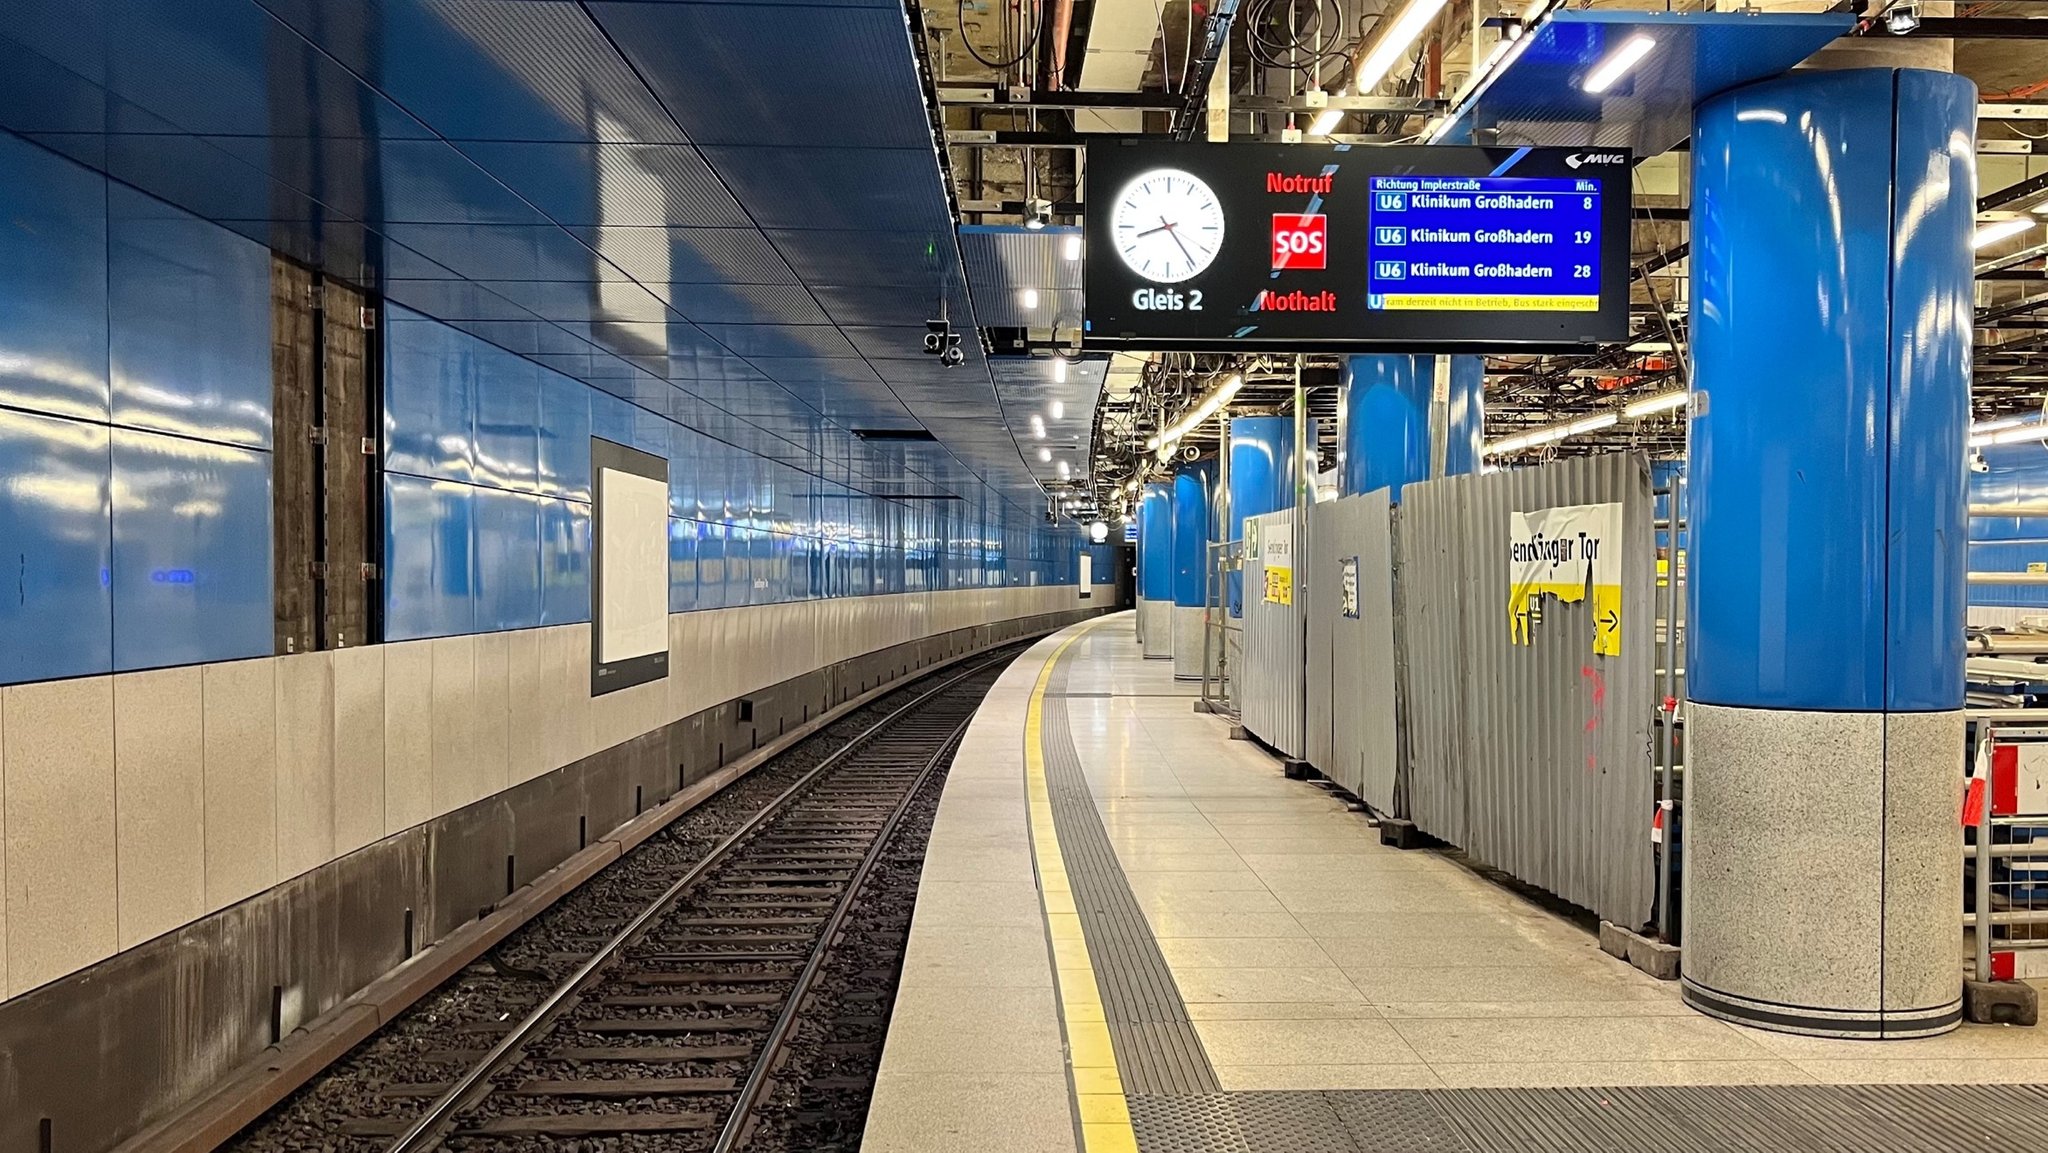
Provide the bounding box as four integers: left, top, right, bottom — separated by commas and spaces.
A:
1689, 69, 1969, 714
1683, 68, 1974, 1039
1171, 461, 1215, 679
1446, 355, 1485, 479
1137, 482, 1174, 658
1229, 416, 1296, 619
1171, 462, 1214, 609
1340, 354, 1429, 498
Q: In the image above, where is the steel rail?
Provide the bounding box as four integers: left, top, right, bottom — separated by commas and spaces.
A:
710, 712, 973, 1153
381, 653, 1010, 1153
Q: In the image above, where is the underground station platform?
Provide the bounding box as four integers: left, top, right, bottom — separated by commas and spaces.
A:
861, 615, 2048, 1153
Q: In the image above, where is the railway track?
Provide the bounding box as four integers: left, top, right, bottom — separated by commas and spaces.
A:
224, 647, 1017, 1153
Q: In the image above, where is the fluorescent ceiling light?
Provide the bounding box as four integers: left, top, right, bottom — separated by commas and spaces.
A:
1973, 416, 2032, 435
1355, 0, 1451, 94
1053, 356, 1068, 384
1063, 234, 1083, 260
1985, 425, 2046, 447
1582, 35, 1656, 95
1057, 460, 1071, 479
1567, 413, 1617, 435
1030, 415, 1046, 438
1020, 288, 1041, 309
1625, 340, 1675, 353
1051, 399, 1066, 420
1144, 434, 1160, 450
1975, 218, 2036, 249
1622, 390, 1687, 418
1038, 447, 1052, 462
1307, 90, 1347, 137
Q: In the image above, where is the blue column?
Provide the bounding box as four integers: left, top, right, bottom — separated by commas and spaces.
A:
1172, 460, 1216, 678
1339, 354, 1485, 499
1683, 68, 1972, 1038
1228, 415, 1295, 618
1137, 481, 1174, 657
1446, 355, 1485, 478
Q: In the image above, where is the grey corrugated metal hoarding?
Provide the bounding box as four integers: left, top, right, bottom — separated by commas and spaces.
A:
1307, 493, 1400, 811
1241, 510, 1306, 758
1397, 453, 1657, 928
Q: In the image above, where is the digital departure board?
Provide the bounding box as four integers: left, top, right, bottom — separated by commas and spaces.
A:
1082, 140, 1632, 352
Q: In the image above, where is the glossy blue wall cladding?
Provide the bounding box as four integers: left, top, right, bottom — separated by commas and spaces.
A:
1688, 68, 1971, 713
0, 130, 273, 685
1138, 483, 1173, 601
1173, 461, 1215, 608
382, 306, 1084, 641
1969, 441, 2048, 609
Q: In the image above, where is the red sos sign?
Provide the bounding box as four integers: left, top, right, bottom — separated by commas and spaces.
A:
1271, 213, 1328, 271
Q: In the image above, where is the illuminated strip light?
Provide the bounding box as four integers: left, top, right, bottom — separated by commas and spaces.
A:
1975, 218, 2037, 249
1971, 422, 2047, 448
1354, 0, 1452, 95
1582, 36, 1657, 95
1307, 92, 1347, 138
1974, 416, 2033, 436
1622, 390, 1687, 418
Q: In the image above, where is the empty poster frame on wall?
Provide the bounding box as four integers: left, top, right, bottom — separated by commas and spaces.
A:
591, 437, 670, 695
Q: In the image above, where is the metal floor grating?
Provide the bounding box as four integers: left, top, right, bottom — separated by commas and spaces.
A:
1042, 654, 1222, 1095
1131, 1086, 2048, 1153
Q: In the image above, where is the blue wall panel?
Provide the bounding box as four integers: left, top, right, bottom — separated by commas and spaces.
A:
384, 475, 477, 641
540, 497, 590, 623
109, 429, 271, 670
538, 371, 592, 501
0, 410, 113, 682
0, 132, 110, 423
108, 184, 272, 449
385, 311, 478, 484
471, 487, 542, 633
473, 344, 540, 493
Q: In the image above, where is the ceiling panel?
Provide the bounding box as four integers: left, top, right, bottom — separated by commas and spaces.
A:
769, 229, 959, 285
590, 3, 931, 149
570, 225, 798, 285
701, 146, 951, 232
696, 323, 861, 360
663, 283, 834, 326
455, 141, 751, 228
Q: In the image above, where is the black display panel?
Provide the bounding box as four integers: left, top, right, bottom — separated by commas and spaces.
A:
1082, 139, 1632, 352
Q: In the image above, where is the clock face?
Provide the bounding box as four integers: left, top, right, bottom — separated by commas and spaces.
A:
1111, 169, 1225, 283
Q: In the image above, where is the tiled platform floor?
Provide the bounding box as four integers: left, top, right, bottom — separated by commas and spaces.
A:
863, 614, 2048, 1153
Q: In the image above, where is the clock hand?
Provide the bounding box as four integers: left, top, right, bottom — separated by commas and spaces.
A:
1165, 225, 1197, 266
1133, 221, 1176, 238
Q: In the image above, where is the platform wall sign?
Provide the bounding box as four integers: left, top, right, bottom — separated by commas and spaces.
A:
1083, 139, 1631, 352
1507, 502, 1622, 657
591, 437, 671, 695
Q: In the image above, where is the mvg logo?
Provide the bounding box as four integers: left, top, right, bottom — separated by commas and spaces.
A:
1566, 151, 1626, 169
1374, 261, 1407, 280
1374, 191, 1406, 211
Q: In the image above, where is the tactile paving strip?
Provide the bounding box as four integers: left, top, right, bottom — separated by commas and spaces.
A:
1131, 1086, 2048, 1153
1041, 656, 1222, 1095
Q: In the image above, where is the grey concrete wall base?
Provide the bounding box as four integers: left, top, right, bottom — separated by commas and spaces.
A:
1965, 980, 2039, 1027
1682, 702, 1964, 1037
1171, 604, 1209, 680
1138, 597, 1173, 659
1600, 920, 1680, 981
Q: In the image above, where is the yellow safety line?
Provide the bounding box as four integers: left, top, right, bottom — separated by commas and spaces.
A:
1024, 619, 1137, 1153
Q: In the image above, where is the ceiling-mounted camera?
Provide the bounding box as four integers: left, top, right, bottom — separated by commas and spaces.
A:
925, 301, 965, 366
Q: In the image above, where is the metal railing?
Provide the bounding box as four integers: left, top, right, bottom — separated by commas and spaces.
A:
1965, 710, 2048, 982
1199, 538, 1243, 719
1653, 480, 1688, 945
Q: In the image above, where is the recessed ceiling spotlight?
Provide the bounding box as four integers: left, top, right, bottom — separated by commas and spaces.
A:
1050, 399, 1065, 420
1063, 234, 1083, 260
1021, 288, 1040, 310
1038, 447, 1052, 462
1030, 415, 1046, 438
1053, 356, 1068, 384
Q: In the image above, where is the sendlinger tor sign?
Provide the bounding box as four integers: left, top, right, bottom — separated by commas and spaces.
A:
1507, 502, 1622, 657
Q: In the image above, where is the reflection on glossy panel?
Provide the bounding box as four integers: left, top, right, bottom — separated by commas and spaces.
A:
385, 311, 477, 483
541, 497, 591, 624
108, 185, 272, 448
109, 428, 272, 670
0, 409, 113, 682
472, 486, 541, 632
473, 342, 540, 492
667, 516, 699, 614
538, 369, 592, 501
384, 475, 476, 641
0, 132, 110, 422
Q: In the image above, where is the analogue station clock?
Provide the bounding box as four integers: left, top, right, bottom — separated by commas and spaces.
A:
1110, 168, 1225, 284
